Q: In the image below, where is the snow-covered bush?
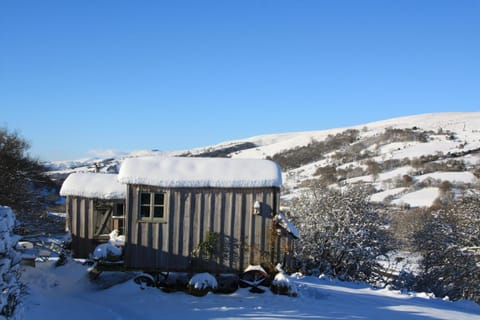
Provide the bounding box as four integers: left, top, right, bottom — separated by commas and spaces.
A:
92, 243, 122, 260
270, 129, 360, 170
390, 208, 430, 250
292, 185, 392, 284
0, 206, 22, 318
271, 272, 298, 297
381, 127, 430, 144
92, 230, 124, 261
413, 195, 480, 303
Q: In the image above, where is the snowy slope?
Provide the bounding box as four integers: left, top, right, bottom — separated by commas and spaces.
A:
46, 112, 480, 208
20, 260, 480, 320
230, 112, 480, 159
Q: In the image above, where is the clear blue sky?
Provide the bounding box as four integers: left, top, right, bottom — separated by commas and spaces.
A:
1, 0, 479, 161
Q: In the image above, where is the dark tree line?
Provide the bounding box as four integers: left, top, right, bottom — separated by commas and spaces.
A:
0, 128, 54, 214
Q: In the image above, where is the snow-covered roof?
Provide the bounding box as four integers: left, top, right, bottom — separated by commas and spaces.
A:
274, 212, 300, 239
60, 172, 126, 199
118, 156, 282, 188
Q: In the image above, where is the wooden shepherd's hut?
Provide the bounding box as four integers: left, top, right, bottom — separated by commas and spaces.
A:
117, 156, 297, 273
60, 172, 126, 258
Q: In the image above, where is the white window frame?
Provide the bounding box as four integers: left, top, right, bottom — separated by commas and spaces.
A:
138, 190, 169, 223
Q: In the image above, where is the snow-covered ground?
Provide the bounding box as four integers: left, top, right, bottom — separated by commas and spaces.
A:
370, 187, 406, 203
391, 187, 440, 208
416, 171, 477, 184
20, 259, 480, 320
231, 112, 480, 160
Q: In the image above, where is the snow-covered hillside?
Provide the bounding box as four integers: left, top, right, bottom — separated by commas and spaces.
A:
46, 112, 480, 208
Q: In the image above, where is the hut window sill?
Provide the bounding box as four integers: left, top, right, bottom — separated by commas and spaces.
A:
139, 191, 169, 222
138, 219, 168, 224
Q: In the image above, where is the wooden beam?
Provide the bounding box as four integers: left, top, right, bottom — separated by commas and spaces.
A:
95, 207, 113, 236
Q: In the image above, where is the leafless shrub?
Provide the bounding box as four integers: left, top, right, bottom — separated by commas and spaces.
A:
269, 129, 360, 170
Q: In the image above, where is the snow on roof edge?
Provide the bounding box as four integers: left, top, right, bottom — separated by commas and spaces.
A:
118, 156, 282, 188
60, 172, 126, 200
275, 212, 300, 239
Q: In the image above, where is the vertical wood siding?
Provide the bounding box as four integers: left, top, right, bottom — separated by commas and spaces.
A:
125, 185, 283, 273
66, 196, 122, 259
66, 196, 95, 258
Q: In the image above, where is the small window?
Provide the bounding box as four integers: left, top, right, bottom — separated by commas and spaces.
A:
139, 191, 168, 222
113, 203, 124, 217
112, 203, 125, 234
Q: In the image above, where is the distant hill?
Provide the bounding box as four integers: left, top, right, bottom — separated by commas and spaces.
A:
45, 112, 480, 208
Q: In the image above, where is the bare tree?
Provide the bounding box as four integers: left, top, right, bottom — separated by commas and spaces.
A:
365, 160, 381, 181
413, 195, 480, 302
0, 128, 54, 214
292, 184, 391, 283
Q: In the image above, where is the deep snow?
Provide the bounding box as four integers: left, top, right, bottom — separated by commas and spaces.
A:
20, 259, 480, 320
60, 172, 126, 200
118, 156, 282, 188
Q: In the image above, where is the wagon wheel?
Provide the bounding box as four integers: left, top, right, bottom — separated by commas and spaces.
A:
187, 286, 210, 297
134, 273, 155, 289
214, 274, 239, 294
240, 269, 270, 293
88, 268, 102, 281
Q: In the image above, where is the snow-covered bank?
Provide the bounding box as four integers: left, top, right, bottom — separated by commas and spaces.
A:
21, 260, 480, 320
0, 206, 22, 319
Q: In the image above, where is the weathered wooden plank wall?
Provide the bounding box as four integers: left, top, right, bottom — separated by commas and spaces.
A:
66, 197, 96, 258
66, 196, 121, 259
125, 185, 281, 273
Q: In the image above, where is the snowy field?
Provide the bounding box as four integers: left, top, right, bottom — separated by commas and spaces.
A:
21, 259, 480, 320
